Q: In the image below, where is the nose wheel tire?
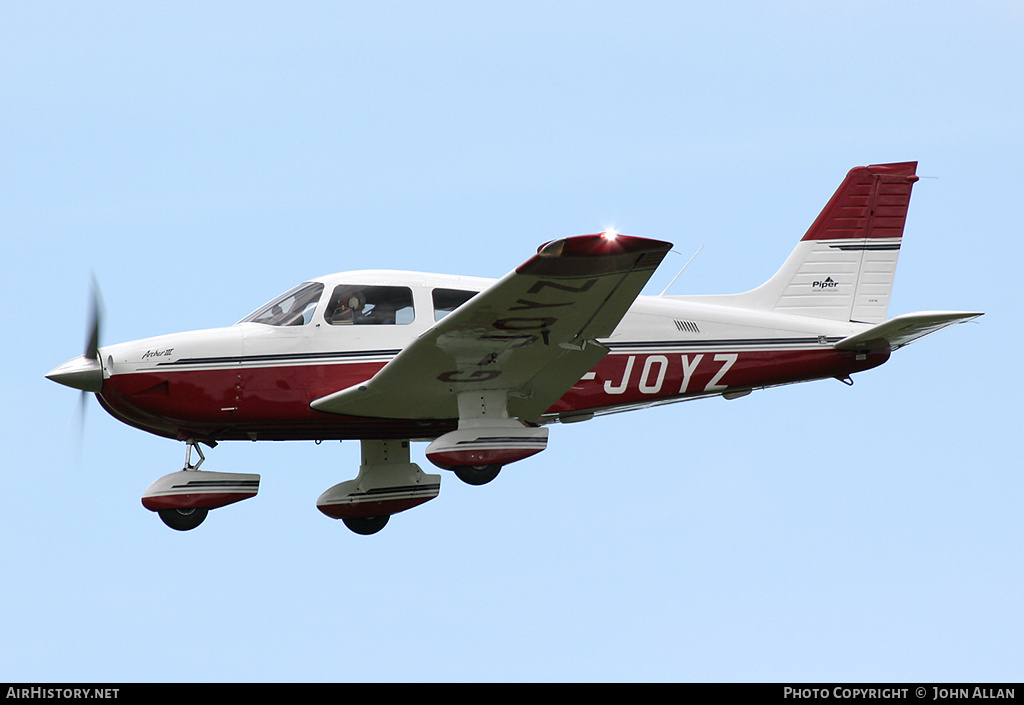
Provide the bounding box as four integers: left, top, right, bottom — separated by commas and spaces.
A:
342, 515, 390, 535
454, 464, 501, 486
158, 507, 209, 531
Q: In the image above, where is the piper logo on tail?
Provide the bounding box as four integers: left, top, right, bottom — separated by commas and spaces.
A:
812, 276, 839, 289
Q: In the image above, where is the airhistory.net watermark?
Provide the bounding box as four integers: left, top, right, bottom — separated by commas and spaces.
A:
5, 688, 118, 700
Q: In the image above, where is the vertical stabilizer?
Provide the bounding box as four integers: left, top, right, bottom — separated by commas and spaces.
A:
732, 162, 919, 323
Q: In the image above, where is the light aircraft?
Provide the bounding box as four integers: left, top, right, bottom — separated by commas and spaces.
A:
47, 162, 981, 535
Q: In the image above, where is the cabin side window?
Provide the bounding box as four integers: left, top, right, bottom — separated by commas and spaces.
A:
432, 288, 478, 321
324, 285, 415, 325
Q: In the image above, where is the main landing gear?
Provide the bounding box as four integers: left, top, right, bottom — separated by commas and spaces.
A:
341, 514, 391, 535
453, 464, 502, 486
317, 439, 442, 535
317, 412, 538, 533
316, 440, 509, 535
422, 391, 547, 487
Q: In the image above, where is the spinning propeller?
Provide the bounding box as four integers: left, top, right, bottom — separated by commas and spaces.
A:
46, 277, 105, 405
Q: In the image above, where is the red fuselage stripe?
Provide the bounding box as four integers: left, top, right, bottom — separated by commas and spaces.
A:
98, 347, 890, 442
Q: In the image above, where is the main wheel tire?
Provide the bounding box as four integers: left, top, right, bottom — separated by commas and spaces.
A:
454, 464, 501, 486
342, 515, 390, 535
158, 507, 209, 531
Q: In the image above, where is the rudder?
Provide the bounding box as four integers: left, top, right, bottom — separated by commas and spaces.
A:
733, 162, 919, 324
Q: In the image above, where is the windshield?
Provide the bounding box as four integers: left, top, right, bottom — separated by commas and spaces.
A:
239, 282, 324, 326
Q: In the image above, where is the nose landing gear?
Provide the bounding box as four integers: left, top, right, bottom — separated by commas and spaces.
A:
142, 440, 261, 531
158, 506, 210, 531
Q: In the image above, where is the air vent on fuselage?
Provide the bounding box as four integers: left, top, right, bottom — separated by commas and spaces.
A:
674, 320, 700, 334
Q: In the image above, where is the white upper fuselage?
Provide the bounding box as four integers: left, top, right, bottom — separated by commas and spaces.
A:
101, 268, 870, 381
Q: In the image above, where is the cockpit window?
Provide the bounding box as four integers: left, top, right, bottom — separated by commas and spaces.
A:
325, 285, 414, 325
240, 282, 324, 326
432, 288, 478, 321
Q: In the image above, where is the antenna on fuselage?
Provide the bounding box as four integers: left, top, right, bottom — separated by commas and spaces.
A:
658, 245, 703, 296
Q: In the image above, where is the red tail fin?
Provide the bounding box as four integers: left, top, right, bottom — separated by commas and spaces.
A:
690, 162, 922, 324
801, 162, 919, 242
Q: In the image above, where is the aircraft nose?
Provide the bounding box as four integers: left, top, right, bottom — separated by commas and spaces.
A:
46, 354, 104, 393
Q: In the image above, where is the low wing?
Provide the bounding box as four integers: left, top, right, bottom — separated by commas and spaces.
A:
311, 233, 672, 422
834, 311, 983, 351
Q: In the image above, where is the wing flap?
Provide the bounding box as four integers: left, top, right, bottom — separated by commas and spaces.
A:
311, 233, 671, 421
834, 311, 983, 351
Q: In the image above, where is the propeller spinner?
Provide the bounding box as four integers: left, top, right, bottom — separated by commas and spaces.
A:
47, 278, 105, 394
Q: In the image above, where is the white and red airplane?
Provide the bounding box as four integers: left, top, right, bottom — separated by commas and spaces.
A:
47, 162, 981, 535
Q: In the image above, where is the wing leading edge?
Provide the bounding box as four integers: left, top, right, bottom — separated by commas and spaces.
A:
310, 233, 673, 422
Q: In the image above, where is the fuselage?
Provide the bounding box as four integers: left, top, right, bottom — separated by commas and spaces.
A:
90, 269, 889, 443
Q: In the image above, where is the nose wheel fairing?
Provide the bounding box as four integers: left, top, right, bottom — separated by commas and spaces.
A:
141, 440, 260, 530
141, 470, 261, 512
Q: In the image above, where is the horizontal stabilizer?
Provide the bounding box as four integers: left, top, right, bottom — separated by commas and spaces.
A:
834, 311, 983, 351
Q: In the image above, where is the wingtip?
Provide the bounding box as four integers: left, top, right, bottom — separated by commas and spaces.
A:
535, 233, 672, 258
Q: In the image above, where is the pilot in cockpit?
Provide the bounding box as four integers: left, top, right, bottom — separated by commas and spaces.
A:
326, 291, 365, 324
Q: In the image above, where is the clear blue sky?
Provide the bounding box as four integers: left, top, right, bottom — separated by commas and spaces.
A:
3, 2, 1020, 682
